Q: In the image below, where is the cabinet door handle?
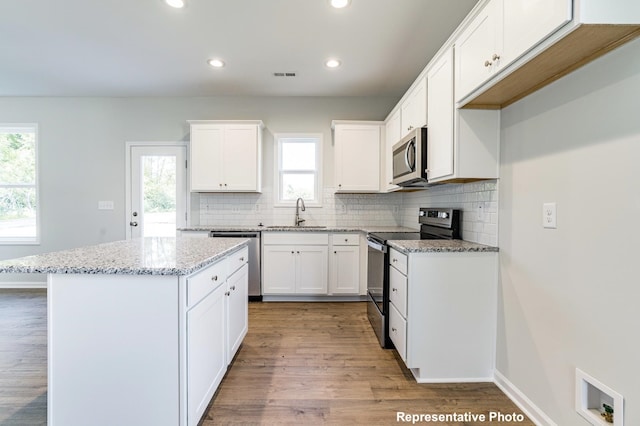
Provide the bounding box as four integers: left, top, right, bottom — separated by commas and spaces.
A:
392, 288, 397, 292
392, 258, 397, 263
225, 291, 230, 296
239, 257, 245, 261
211, 275, 218, 281
492, 53, 500, 61
297, 251, 300, 254
291, 251, 295, 254
230, 285, 236, 291
334, 251, 337, 254
391, 327, 397, 332
219, 183, 223, 187
484, 60, 492, 67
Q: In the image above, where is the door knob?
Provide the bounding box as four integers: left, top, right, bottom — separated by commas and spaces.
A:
129, 221, 138, 227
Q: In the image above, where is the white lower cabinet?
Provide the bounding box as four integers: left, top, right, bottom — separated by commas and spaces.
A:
388, 248, 498, 383
262, 243, 328, 295
262, 232, 329, 295
226, 263, 249, 363
186, 281, 227, 426
329, 233, 360, 295
184, 246, 248, 426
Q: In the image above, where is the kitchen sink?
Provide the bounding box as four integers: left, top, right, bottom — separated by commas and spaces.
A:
266, 225, 327, 229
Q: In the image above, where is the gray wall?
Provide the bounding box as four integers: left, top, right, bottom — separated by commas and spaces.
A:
498, 38, 640, 424
0, 95, 396, 281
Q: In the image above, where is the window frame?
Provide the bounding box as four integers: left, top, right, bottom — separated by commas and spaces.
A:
274, 133, 323, 208
0, 123, 40, 245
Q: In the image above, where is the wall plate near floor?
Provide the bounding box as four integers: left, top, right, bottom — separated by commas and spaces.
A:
576, 368, 624, 426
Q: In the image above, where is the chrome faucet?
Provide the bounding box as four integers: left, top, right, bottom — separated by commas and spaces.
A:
295, 197, 306, 226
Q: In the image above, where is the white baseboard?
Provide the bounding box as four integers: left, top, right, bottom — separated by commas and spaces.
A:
494, 370, 557, 426
0, 281, 47, 289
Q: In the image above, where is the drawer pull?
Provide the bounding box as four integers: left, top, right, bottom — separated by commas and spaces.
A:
484, 60, 492, 67
344, 238, 348, 242
392, 288, 397, 292
392, 258, 397, 263
211, 275, 218, 281
391, 327, 397, 332
225, 291, 230, 296
239, 257, 245, 261
230, 285, 236, 291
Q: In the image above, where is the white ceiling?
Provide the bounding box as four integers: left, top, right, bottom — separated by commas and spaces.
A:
0, 0, 478, 97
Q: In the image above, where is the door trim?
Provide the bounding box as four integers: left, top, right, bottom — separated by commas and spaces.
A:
125, 141, 188, 239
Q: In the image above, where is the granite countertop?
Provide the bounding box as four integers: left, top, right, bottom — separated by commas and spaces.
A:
0, 237, 248, 276
179, 225, 418, 233
388, 240, 499, 253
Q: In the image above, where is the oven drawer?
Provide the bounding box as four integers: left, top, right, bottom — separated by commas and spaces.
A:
389, 302, 407, 362
389, 265, 407, 317
389, 248, 407, 275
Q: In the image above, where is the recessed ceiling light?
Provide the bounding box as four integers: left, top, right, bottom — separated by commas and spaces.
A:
208, 59, 225, 68
165, 0, 186, 8
330, 0, 351, 8
325, 59, 341, 69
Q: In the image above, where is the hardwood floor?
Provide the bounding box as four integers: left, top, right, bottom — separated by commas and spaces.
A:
0, 291, 532, 425
0, 289, 47, 426
203, 302, 533, 425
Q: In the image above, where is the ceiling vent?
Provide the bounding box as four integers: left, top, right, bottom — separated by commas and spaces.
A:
273, 72, 297, 77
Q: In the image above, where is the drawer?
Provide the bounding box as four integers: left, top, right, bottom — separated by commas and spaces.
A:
389, 265, 407, 317
227, 246, 249, 275
187, 260, 227, 307
389, 248, 407, 276
263, 232, 329, 245
389, 302, 407, 363
331, 233, 360, 246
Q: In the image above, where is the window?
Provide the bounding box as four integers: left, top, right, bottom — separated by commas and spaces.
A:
0, 124, 39, 244
275, 134, 322, 206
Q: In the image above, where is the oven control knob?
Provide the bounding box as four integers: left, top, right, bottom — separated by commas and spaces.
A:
439, 212, 449, 219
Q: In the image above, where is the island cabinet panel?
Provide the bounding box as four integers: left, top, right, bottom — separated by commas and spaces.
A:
48, 274, 180, 426
43, 240, 251, 426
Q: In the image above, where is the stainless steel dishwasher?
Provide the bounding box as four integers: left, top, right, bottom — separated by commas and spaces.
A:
210, 231, 261, 301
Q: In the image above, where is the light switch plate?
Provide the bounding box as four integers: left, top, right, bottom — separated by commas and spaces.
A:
98, 201, 114, 210
543, 202, 557, 228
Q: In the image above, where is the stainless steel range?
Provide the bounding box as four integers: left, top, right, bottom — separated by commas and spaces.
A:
366, 207, 461, 348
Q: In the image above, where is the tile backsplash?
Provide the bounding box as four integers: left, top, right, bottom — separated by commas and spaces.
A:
196, 187, 403, 228
195, 179, 498, 246
399, 180, 498, 246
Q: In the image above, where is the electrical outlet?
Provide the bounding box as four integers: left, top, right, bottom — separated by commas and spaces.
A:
254, 203, 261, 212
543, 202, 557, 229
477, 203, 484, 221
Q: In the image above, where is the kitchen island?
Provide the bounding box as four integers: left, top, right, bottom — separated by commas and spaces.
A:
0, 237, 250, 426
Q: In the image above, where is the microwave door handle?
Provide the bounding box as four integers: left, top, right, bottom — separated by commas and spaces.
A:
404, 140, 415, 171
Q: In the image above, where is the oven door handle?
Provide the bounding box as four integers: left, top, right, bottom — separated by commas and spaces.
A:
367, 238, 386, 253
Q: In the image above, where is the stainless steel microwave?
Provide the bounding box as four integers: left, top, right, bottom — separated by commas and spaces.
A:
391, 127, 428, 186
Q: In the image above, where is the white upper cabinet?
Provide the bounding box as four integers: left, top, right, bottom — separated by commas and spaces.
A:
400, 77, 427, 138
426, 47, 455, 181
333, 121, 382, 193
502, 0, 572, 65
383, 109, 401, 192
455, 0, 504, 102
189, 120, 263, 192
456, 0, 573, 103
